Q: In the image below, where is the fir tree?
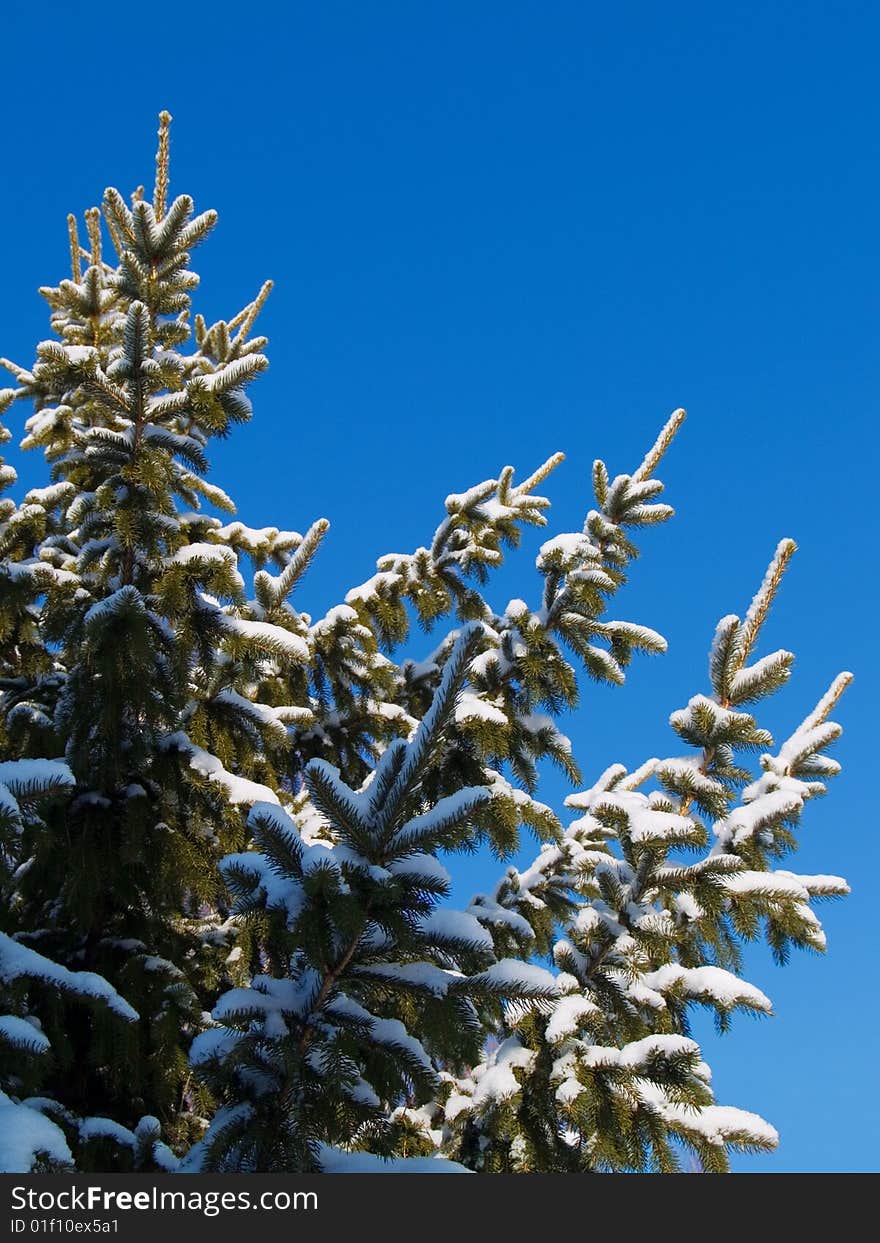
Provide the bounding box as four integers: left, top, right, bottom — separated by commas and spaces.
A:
434, 547, 851, 1172
0, 115, 851, 1173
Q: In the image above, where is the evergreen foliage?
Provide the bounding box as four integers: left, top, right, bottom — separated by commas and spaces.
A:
0, 116, 851, 1173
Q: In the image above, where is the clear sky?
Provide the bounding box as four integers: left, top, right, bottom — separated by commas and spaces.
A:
2, 1, 876, 1172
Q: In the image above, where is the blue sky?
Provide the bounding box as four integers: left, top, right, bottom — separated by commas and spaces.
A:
2, 1, 877, 1171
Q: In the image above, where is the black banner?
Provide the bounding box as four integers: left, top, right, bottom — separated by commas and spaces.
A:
1, 1172, 871, 1240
